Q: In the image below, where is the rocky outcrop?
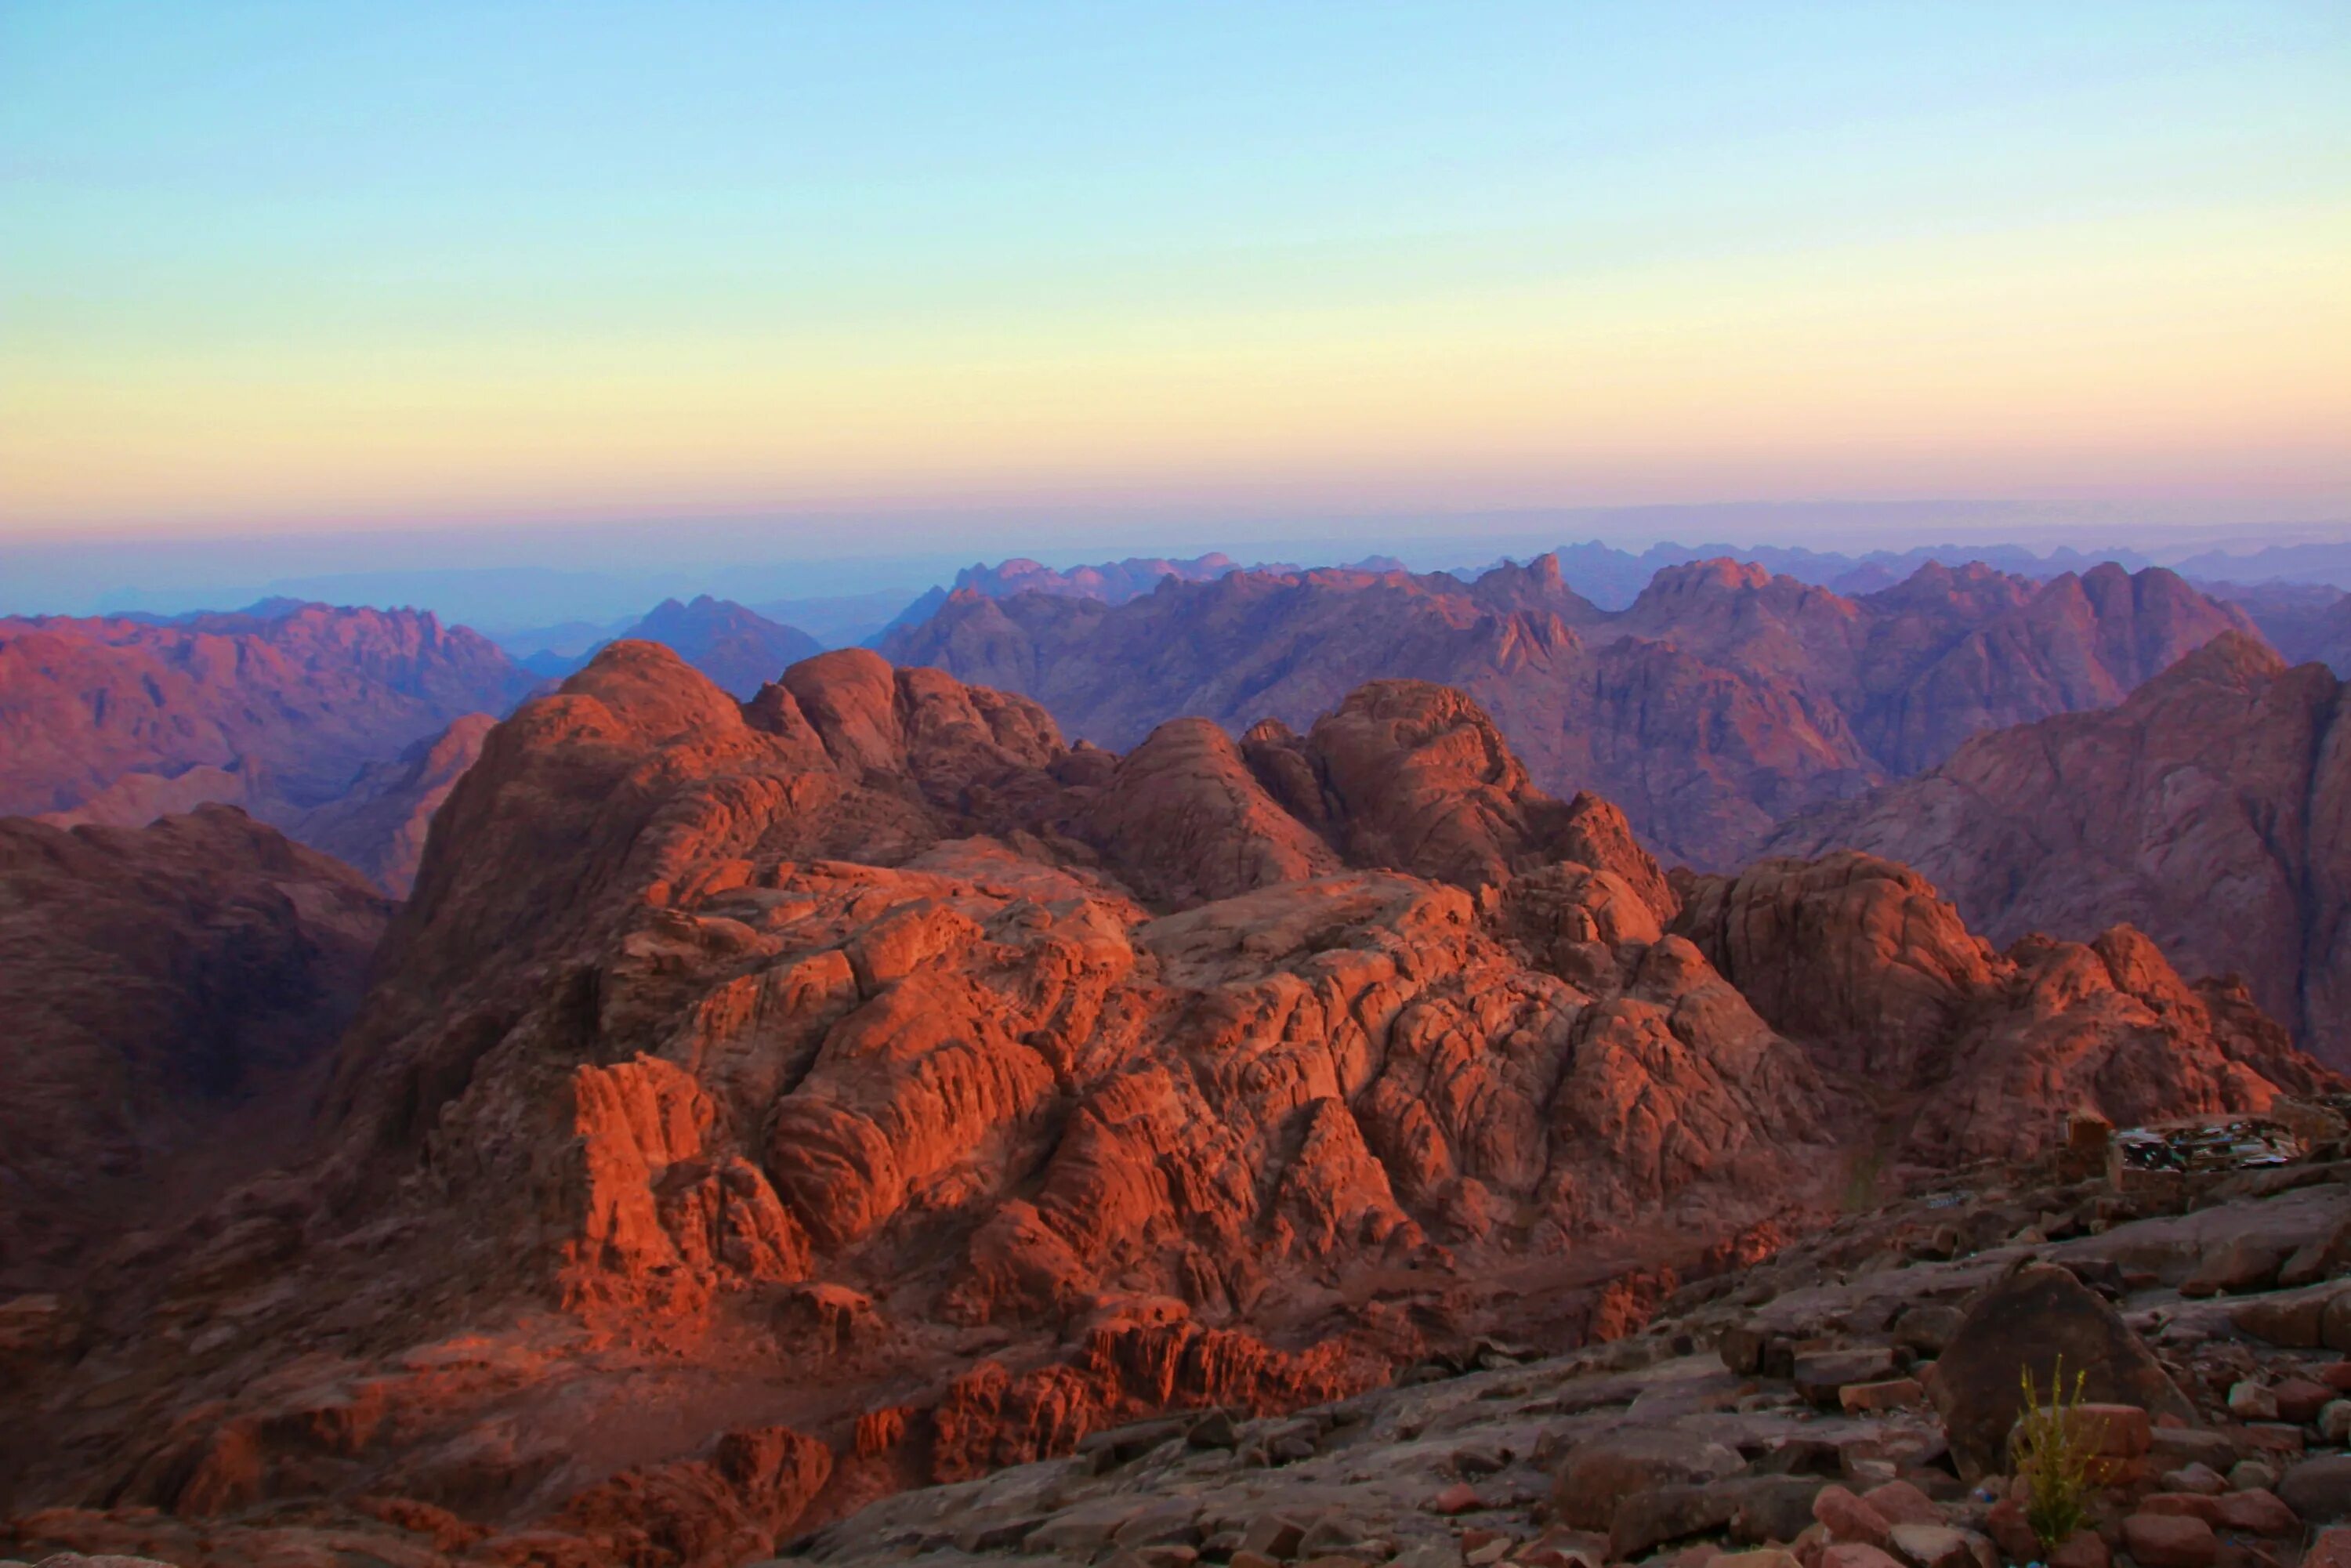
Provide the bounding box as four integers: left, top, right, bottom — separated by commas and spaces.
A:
1290, 681, 1584, 889
878, 559, 2253, 867
1, 649, 2326, 1567
1929, 1262, 2193, 1478
1082, 717, 1340, 907
1672, 850, 2334, 1162
0, 806, 390, 1292
1768, 634, 2351, 1069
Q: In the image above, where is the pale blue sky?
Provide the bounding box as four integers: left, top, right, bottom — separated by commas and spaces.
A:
3, 2, 2346, 545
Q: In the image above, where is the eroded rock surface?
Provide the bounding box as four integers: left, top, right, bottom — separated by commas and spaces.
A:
0, 647, 2327, 1568
20, 1139, 2351, 1568
1672, 849, 2333, 1162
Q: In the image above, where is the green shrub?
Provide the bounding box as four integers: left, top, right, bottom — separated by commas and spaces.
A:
2011, 1356, 2100, 1548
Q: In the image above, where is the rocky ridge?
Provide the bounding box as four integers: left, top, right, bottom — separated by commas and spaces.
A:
875, 558, 1263, 643
950, 557, 1256, 607
876, 559, 2252, 867
0, 645, 2330, 1568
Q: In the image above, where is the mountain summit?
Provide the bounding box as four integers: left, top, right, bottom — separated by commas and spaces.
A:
4, 645, 2323, 1564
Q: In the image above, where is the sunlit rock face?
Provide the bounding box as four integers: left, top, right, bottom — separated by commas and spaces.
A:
0, 644, 2326, 1568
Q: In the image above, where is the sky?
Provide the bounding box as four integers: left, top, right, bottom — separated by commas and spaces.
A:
3, 2, 2349, 563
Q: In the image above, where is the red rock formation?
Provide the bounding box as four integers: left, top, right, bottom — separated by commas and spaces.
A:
1291, 680, 1581, 889
0, 806, 391, 1291
929, 1322, 1367, 1483
0, 649, 2323, 1568
878, 558, 2253, 867
1769, 633, 2351, 1069
1673, 849, 2335, 1160
555, 1425, 833, 1568
1083, 717, 1340, 906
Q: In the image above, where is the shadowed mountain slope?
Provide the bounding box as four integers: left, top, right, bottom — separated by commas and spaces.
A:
1770, 632, 2351, 1069
0, 806, 391, 1293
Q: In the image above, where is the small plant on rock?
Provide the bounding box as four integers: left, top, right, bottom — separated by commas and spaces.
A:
1841, 1149, 1884, 1211
2012, 1356, 2099, 1550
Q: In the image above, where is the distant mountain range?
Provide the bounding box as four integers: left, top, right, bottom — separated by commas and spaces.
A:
474, 538, 2351, 669
878, 554, 2254, 867
2208, 580, 2351, 675
870, 552, 1414, 641
1526, 538, 2351, 608
0, 600, 537, 893
9, 553, 2269, 883
508, 594, 823, 696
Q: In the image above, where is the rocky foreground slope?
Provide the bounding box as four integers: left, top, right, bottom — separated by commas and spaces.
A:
712, 1151, 2351, 1568
22, 1124, 2351, 1568
878, 559, 2250, 867
0, 646, 2333, 1568
1769, 635, 2351, 1070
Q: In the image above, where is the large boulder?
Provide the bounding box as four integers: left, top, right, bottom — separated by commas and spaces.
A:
2280, 1456, 2351, 1523
1552, 1428, 1746, 1530
1930, 1264, 2195, 1478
